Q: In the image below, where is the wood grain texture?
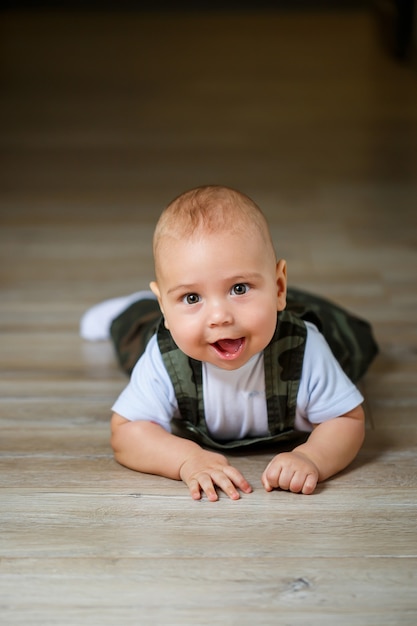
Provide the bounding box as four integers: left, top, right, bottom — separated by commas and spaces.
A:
1, 6, 416, 626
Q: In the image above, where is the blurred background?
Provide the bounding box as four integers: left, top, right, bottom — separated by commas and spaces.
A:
1, 1, 416, 208
1, 1, 416, 313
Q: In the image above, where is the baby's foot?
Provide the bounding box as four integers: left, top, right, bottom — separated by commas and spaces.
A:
80, 290, 156, 340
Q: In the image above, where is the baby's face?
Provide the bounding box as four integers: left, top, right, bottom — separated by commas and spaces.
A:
151, 229, 286, 370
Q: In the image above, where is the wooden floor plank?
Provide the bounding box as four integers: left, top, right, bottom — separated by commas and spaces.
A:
2, 491, 416, 559
1, 558, 416, 626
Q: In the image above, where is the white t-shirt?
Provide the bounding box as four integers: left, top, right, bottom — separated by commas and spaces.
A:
112, 322, 363, 440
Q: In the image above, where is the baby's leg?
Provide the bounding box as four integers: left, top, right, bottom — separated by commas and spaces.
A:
80, 290, 157, 341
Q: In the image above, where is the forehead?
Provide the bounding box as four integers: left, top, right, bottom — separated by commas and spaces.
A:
155, 228, 274, 282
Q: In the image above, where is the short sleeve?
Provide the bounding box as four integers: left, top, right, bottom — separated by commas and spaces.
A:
295, 322, 364, 429
111, 335, 179, 431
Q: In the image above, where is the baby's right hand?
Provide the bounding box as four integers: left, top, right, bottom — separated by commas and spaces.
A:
179, 450, 252, 502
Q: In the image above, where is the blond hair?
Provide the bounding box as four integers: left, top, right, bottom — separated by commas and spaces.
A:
153, 185, 276, 278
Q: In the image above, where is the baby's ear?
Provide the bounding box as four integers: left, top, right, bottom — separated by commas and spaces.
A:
276, 259, 287, 311
149, 281, 164, 315
149, 281, 161, 300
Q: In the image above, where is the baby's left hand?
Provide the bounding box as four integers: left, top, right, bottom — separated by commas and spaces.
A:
261, 451, 319, 495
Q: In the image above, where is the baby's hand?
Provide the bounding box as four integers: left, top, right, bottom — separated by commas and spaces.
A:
179, 450, 252, 502
261, 451, 319, 495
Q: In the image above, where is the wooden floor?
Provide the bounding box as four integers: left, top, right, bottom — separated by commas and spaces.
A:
1, 6, 417, 625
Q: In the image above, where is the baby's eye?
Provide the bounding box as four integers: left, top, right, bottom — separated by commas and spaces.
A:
231, 283, 250, 296
183, 293, 201, 305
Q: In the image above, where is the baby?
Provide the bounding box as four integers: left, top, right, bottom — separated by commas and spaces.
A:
82, 185, 377, 501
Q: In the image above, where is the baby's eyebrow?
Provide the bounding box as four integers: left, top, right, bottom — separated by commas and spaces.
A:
229, 273, 264, 283
167, 284, 198, 296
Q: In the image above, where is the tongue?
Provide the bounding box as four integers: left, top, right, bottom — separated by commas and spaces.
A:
216, 338, 243, 354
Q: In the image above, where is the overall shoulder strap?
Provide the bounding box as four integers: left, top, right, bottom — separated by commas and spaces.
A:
156, 321, 204, 427
264, 310, 307, 434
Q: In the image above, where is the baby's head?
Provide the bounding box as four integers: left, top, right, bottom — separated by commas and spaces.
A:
150, 185, 287, 369
153, 185, 277, 280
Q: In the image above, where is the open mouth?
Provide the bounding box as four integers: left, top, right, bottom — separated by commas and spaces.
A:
211, 337, 245, 360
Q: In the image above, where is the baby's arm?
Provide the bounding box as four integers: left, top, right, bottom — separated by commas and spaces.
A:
111, 413, 252, 501
261, 404, 365, 495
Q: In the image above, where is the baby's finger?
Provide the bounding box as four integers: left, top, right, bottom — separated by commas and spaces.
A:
301, 473, 318, 495
223, 466, 253, 494
261, 463, 281, 491
187, 478, 203, 501
195, 473, 219, 502
276, 466, 295, 492
211, 470, 241, 500
289, 471, 310, 493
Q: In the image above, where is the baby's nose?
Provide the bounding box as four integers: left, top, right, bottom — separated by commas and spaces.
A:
207, 301, 233, 327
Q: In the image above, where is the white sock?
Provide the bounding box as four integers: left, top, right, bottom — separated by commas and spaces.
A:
80, 290, 157, 341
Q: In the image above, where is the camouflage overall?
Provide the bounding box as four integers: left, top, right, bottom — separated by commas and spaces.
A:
110, 288, 378, 450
